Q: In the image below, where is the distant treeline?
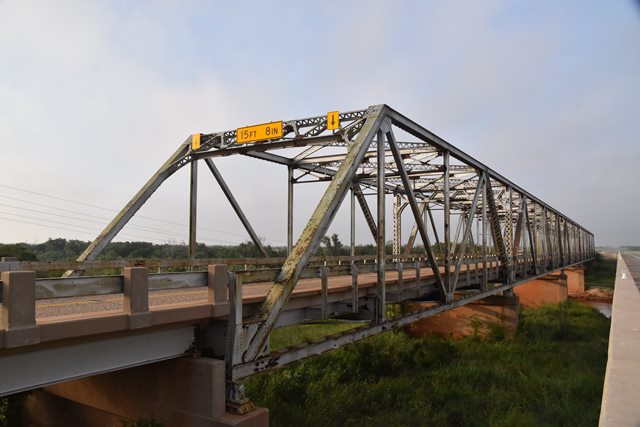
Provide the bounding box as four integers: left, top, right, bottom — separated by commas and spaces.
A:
0, 235, 489, 262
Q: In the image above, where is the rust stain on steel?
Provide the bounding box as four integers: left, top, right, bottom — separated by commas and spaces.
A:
242, 107, 385, 361
258, 108, 383, 318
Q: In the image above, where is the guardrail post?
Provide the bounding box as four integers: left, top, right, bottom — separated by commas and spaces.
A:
123, 267, 152, 329
474, 255, 479, 284
320, 267, 328, 320
397, 262, 404, 299
465, 257, 471, 287
351, 264, 358, 313
208, 265, 228, 304
1, 270, 40, 347
414, 261, 421, 298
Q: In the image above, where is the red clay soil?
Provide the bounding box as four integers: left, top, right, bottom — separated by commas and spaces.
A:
569, 287, 613, 303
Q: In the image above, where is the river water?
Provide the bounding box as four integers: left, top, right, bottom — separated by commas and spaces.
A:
584, 301, 612, 319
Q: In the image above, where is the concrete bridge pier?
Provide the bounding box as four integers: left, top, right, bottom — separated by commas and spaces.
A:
563, 265, 586, 295
24, 356, 268, 427
513, 272, 568, 308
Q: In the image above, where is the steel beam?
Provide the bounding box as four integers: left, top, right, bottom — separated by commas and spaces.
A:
375, 129, 386, 324
204, 159, 268, 258
189, 159, 198, 264
485, 176, 510, 282
242, 106, 385, 361
386, 127, 446, 300
451, 173, 485, 290
64, 139, 193, 276
402, 202, 427, 257
352, 183, 378, 240
443, 151, 451, 296
287, 166, 294, 254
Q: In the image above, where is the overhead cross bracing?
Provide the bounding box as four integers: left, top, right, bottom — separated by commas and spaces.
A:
65, 104, 594, 369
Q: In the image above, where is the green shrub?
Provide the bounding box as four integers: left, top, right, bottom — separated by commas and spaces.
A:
246, 301, 609, 426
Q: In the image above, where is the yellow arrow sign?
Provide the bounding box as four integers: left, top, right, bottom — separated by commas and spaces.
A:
327, 111, 340, 130
191, 133, 201, 150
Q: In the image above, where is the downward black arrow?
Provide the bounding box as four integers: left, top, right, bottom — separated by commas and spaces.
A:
331, 116, 335, 126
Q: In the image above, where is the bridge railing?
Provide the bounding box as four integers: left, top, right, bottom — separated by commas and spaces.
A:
0, 253, 512, 303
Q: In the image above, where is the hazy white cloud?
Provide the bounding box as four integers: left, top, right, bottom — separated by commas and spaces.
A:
0, 0, 638, 247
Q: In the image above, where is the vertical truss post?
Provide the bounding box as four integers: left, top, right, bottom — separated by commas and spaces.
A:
503, 187, 513, 261
375, 129, 386, 324
523, 197, 537, 274
543, 206, 550, 271
320, 266, 328, 320
415, 260, 421, 298
451, 173, 484, 291
557, 215, 564, 266
287, 166, 294, 255
513, 197, 524, 277
350, 187, 357, 313
564, 219, 571, 265
351, 263, 358, 313
386, 126, 446, 301
189, 159, 198, 265
443, 151, 451, 296
530, 202, 539, 273
350, 187, 356, 258
225, 272, 255, 414
484, 176, 510, 283
481, 177, 488, 291
393, 194, 403, 259
204, 159, 269, 258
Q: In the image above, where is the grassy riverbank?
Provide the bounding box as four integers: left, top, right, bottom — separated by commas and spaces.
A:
247, 302, 610, 427
585, 253, 617, 287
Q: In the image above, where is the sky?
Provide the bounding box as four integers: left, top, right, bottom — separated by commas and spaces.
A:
0, 0, 638, 248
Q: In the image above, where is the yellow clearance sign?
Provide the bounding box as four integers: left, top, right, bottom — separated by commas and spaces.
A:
236, 121, 283, 144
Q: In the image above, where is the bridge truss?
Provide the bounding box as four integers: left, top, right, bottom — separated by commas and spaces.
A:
67, 104, 594, 396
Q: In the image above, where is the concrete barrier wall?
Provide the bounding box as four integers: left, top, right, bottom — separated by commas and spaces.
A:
599, 254, 640, 427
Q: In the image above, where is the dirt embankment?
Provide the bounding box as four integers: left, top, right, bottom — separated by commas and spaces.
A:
569, 287, 614, 303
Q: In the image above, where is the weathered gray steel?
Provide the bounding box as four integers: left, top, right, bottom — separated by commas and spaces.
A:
189, 159, 198, 263
63, 139, 192, 276
386, 127, 445, 299
62, 103, 594, 374
204, 159, 268, 258
375, 129, 386, 323
242, 106, 386, 361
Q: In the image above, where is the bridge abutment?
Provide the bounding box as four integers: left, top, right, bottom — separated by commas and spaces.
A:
513, 272, 568, 308
25, 356, 268, 427
404, 294, 520, 339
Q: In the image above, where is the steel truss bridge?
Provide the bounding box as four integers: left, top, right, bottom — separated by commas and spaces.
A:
1, 105, 593, 408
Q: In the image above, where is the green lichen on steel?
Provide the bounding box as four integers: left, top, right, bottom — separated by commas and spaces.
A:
246, 107, 385, 358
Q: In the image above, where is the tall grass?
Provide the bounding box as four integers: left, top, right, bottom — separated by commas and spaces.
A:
584, 253, 616, 287
246, 301, 609, 427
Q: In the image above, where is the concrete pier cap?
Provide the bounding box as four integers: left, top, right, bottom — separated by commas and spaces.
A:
513, 272, 568, 308
563, 265, 586, 295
